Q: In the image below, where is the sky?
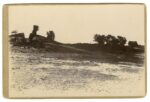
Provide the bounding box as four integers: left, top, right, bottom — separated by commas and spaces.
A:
8, 4, 145, 44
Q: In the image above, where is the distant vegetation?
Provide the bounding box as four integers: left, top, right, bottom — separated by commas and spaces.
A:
93, 34, 144, 53
94, 34, 138, 47
9, 25, 144, 53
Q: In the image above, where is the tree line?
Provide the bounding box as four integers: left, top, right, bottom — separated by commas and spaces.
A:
94, 34, 138, 48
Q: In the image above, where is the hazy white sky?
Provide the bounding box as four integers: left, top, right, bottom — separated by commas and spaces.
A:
8, 4, 145, 44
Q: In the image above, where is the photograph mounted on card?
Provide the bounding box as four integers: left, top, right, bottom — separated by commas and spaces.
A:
3, 4, 146, 98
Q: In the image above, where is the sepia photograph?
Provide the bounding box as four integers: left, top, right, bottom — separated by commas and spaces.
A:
3, 4, 146, 98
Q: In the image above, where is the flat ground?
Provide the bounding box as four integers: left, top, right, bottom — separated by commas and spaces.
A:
9, 46, 145, 98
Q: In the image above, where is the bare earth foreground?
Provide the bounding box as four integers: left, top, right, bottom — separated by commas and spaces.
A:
9, 46, 145, 98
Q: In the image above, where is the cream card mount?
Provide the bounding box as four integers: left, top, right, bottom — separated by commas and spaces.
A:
3, 3, 146, 98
